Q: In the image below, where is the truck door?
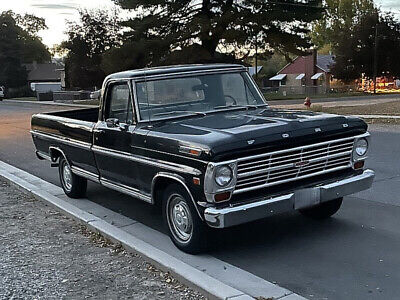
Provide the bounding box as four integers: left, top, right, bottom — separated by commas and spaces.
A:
93, 81, 140, 191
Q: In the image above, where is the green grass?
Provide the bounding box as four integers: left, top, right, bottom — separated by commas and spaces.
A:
308, 101, 400, 125
264, 91, 371, 101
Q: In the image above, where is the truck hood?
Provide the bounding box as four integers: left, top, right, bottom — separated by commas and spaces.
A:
145, 108, 367, 161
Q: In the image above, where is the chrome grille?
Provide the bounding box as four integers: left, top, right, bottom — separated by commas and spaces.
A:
234, 137, 355, 194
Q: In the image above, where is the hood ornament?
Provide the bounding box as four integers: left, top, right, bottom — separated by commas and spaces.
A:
247, 139, 255, 145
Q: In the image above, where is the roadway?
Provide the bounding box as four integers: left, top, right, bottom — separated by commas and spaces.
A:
1, 100, 399, 300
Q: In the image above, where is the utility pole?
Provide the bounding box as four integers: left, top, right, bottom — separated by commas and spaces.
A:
255, 38, 258, 81
373, 22, 379, 94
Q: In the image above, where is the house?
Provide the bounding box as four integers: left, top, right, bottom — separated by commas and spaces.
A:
269, 51, 335, 94
24, 61, 65, 88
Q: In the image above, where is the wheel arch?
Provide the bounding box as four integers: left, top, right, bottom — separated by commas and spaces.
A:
151, 172, 203, 220
49, 146, 69, 165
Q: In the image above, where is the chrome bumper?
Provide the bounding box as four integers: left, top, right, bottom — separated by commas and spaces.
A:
204, 169, 375, 228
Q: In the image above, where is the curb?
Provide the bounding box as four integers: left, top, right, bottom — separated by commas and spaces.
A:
0, 160, 307, 300
3, 99, 97, 108
353, 114, 400, 119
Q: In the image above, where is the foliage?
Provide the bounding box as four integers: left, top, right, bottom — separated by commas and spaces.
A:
61, 9, 121, 89
257, 53, 290, 79
113, 0, 324, 64
330, 12, 400, 82
311, 0, 376, 50
0, 11, 50, 88
312, 1, 400, 82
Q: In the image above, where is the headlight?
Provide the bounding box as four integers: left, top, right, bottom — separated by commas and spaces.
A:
354, 138, 368, 156
215, 166, 233, 187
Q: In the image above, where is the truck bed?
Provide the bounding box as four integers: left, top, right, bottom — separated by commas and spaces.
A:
31, 107, 99, 174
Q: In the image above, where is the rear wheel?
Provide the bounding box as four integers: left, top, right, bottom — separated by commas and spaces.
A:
59, 157, 87, 198
299, 198, 343, 220
162, 184, 208, 254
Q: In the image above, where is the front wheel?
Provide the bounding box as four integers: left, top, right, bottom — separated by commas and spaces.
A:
299, 197, 343, 220
59, 157, 87, 198
162, 184, 209, 254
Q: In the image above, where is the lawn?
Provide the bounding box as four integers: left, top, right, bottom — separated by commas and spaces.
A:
264, 91, 367, 101
309, 101, 400, 125
310, 101, 400, 116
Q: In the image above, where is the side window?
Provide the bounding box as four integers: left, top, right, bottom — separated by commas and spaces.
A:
105, 84, 133, 124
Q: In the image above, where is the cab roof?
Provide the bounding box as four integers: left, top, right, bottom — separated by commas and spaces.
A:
106, 64, 246, 80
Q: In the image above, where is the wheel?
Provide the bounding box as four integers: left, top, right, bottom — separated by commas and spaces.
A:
299, 198, 343, 220
58, 157, 87, 198
162, 184, 209, 254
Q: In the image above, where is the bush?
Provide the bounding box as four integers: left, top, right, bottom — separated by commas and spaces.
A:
6, 86, 34, 98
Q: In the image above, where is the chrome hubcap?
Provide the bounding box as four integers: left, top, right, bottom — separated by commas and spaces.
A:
168, 195, 193, 243
62, 162, 72, 191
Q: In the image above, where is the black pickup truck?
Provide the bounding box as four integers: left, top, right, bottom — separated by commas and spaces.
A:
31, 64, 375, 253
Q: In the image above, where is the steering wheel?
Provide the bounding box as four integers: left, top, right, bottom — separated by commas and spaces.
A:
224, 95, 237, 106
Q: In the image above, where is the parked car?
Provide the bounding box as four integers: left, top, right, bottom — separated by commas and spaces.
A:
0, 86, 4, 100
31, 64, 375, 253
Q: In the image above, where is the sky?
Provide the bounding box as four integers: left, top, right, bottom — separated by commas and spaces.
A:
1, 0, 116, 47
1, 0, 399, 48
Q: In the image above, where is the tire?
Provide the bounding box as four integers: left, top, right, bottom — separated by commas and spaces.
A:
299, 198, 343, 220
162, 184, 209, 254
58, 157, 87, 198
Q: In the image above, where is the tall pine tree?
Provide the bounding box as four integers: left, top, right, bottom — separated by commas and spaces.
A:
113, 0, 324, 64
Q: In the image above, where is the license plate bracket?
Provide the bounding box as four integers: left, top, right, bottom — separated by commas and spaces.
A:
294, 187, 321, 209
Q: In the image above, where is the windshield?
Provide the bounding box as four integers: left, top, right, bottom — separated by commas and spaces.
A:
135, 71, 266, 121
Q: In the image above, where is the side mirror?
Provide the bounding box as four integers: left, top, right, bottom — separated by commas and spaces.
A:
106, 118, 120, 128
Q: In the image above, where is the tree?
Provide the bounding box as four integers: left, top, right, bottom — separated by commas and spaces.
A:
113, 0, 324, 64
311, 0, 376, 50
61, 9, 121, 89
331, 12, 400, 82
0, 11, 50, 88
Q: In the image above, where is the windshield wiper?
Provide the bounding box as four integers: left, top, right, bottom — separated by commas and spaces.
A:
245, 104, 269, 109
213, 105, 247, 110
153, 110, 206, 117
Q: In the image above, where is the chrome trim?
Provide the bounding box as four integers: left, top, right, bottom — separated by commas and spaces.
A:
204, 169, 375, 228
48, 146, 69, 164
131, 144, 208, 163
204, 161, 238, 203
130, 79, 142, 125
71, 166, 100, 183
233, 133, 369, 194
36, 150, 51, 161
31, 130, 92, 150
100, 178, 152, 203
235, 164, 352, 194
151, 172, 203, 220
133, 67, 246, 82
352, 134, 371, 163
92, 145, 201, 176
237, 133, 368, 164
132, 67, 250, 123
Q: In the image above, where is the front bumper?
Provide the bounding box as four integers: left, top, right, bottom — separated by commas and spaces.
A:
204, 169, 375, 228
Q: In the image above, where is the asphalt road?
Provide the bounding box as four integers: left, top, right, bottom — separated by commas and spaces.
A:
1, 100, 400, 300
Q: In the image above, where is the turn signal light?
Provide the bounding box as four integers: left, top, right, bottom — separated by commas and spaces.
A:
214, 192, 231, 202
193, 177, 200, 185
354, 161, 364, 170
